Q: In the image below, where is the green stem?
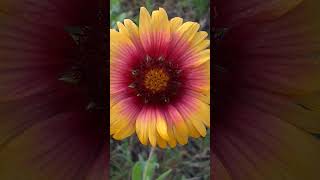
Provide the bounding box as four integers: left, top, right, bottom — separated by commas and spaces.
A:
143, 147, 156, 180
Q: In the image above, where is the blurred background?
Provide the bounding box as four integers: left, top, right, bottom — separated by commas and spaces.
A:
110, 0, 210, 179
110, 0, 210, 32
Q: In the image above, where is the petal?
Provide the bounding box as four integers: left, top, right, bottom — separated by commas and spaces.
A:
176, 22, 200, 43
156, 132, 167, 149
0, 112, 103, 179
110, 29, 136, 61
155, 109, 169, 141
86, 144, 108, 180
175, 94, 210, 137
214, 103, 320, 179
184, 61, 210, 93
148, 108, 157, 147
217, 0, 320, 135
191, 31, 209, 47
167, 22, 200, 61
184, 49, 210, 67
139, 7, 171, 57
164, 110, 177, 148
117, 21, 130, 37
124, 19, 140, 40
139, 7, 152, 54
123, 19, 145, 52
169, 17, 183, 34
215, 0, 303, 27
166, 105, 189, 145
212, 154, 232, 180
136, 107, 153, 145
110, 97, 140, 140
241, 89, 320, 134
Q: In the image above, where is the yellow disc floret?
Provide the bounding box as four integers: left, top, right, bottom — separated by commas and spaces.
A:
144, 68, 170, 93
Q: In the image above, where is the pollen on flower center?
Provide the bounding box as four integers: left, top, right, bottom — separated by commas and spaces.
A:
144, 68, 170, 93
129, 56, 183, 104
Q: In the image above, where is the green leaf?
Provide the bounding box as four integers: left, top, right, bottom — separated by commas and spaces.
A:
155, 169, 172, 180
132, 162, 143, 180
146, 0, 153, 11
144, 161, 158, 180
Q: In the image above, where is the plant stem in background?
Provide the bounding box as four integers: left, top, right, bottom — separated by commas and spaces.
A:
143, 147, 156, 180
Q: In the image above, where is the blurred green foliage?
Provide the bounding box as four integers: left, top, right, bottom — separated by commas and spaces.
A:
110, 0, 210, 32
110, 0, 128, 28
110, 132, 210, 180
110, 0, 210, 179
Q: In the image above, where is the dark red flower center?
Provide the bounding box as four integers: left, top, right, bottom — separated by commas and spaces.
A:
129, 56, 183, 105
60, 25, 107, 111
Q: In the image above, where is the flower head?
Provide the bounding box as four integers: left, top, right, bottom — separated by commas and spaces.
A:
110, 7, 210, 148
213, 0, 320, 179
0, 1, 107, 179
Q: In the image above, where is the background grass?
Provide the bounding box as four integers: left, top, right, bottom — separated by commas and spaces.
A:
110, 0, 210, 32
110, 133, 210, 180
110, 0, 210, 179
